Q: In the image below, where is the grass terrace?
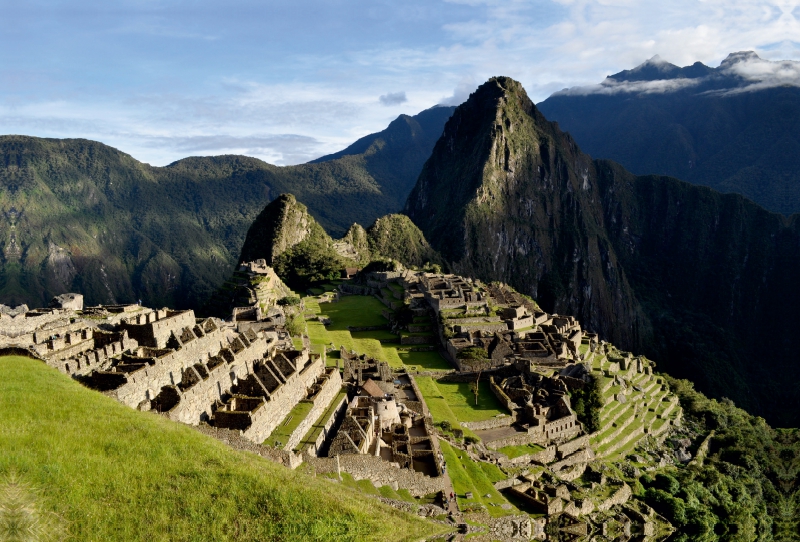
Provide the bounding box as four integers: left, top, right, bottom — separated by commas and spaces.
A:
298, 390, 348, 452
323, 295, 389, 330
265, 401, 314, 448
497, 443, 545, 460
439, 441, 517, 517
0, 356, 445, 542
397, 349, 452, 372
433, 380, 509, 423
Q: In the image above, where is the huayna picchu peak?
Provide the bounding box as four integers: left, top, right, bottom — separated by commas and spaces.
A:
407, 75, 800, 428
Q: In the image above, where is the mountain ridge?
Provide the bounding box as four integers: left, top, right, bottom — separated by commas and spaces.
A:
407, 76, 800, 426
538, 51, 800, 215
0, 105, 453, 310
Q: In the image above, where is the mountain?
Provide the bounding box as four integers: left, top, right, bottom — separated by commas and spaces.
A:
0, 107, 453, 310
225, 194, 442, 297
406, 76, 800, 427
311, 105, 455, 204
537, 52, 800, 215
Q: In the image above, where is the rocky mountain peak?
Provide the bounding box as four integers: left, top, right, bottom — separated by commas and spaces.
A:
237, 193, 315, 265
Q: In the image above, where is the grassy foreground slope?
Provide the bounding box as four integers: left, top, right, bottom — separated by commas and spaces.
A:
0, 356, 443, 542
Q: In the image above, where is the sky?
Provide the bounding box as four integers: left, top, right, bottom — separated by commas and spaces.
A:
2, 0, 800, 166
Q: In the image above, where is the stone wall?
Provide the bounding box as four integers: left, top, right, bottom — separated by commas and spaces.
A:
120, 309, 196, 348
193, 424, 302, 469
444, 316, 502, 324
305, 454, 448, 497
306, 395, 349, 456
504, 445, 557, 466
461, 415, 515, 431
242, 354, 324, 444
556, 435, 590, 458
597, 483, 632, 512
161, 340, 264, 425
103, 325, 228, 408
284, 368, 343, 451
454, 322, 509, 334
549, 448, 591, 471
489, 431, 548, 450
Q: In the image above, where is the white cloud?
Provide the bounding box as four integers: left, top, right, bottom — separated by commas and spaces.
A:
554, 76, 703, 96
5, 0, 800, 166
718, 51, 800, 92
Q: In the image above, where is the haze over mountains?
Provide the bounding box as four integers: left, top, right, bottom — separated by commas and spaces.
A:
538, 51, 800, 215
0, 106, 453, 310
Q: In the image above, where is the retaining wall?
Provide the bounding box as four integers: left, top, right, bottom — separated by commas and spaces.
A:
305, 454, 447, 497
285, 369, 343, 451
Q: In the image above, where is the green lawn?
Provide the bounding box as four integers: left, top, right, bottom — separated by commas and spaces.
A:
412, 377, 477, 440
397, 349, 452, 371
323, 296, 388, 330
434, 380, 509, 422
497, 443, 545, 459
265, 401, 314, 448
0, 356, 444, 541
439, 441, 516, 517
350, 329, 399, 341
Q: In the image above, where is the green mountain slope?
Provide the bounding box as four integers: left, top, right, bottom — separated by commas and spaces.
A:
537, 52, 800, 216
205, 194, 443, 311
0, 108, 452, 309
0, 355, 441, 541
406, 76, 800, 427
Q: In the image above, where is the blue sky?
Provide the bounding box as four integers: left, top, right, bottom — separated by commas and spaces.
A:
2, 0, 800, 166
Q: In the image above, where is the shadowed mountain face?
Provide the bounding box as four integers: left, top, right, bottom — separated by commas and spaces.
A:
537, 52, 800, 216
0, 106, 453, 310
406, 76, 800, 426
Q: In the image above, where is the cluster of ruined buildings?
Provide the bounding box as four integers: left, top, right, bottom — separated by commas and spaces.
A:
0, 285, 445, 483
0, 292, 339, 452
347, 269, 598, 371
329, 348, 443, 477
1, 263, 676, 535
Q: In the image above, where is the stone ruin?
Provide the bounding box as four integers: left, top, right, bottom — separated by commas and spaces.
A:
329, 348, 444, 479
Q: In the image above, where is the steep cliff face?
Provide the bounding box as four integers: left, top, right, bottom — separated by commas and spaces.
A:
237, 194, 315, 265
406, 77, 647, 349
407, 77, 800, 426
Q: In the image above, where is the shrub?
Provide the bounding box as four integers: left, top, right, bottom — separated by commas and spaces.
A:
277, 295, 301, 306
457, 347, 487, 360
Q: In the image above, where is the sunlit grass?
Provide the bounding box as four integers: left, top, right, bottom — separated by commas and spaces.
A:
0, 356, 444, 542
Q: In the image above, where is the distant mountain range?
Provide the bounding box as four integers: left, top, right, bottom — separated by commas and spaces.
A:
538, 51, 800, 215
0, 106, 454, 310
407, 76, 800, 427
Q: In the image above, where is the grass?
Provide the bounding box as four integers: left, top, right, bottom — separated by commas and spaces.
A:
439, 441, 516, 517
497, 443, 545, 460
350, 330, 399, 341
325, 473, 417, 505
0, 356, 445, 541
323, 296, 388, 330
298, 390, 348, 452
433, 380, 509, 423
412, 377, 478, 440
265, 401, 314, 448
397, 349, 452, 371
